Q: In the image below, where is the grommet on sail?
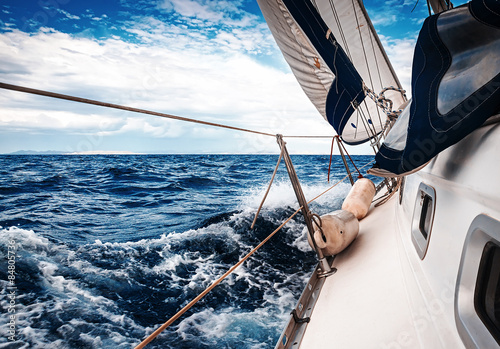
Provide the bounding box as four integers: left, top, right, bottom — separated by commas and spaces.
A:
256, 0, 406, 145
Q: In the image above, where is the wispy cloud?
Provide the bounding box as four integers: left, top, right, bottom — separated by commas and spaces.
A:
157, 0, 252, 26
159, 0, 225, 22
57, 9, 80, 21
370, 14, 399, 27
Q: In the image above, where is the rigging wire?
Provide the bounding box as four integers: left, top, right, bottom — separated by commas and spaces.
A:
1, 79, 389, 347
325, 0, 387, 143
426, 0, 433, 16
328, 0, 353, 61
411, 0, 420, 12
250, 146, 284, 229
349, 0, 386, 131
366, 23, 384, 91
0, 82, 336, 140
0, 82, 274, 137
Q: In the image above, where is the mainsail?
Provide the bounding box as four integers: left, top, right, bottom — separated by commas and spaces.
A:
257, 0, 406, 144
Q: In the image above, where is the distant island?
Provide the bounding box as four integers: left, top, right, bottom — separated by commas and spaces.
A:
4, 150, 141, 155
6, 150, 67, 155
67, 150, 139, 155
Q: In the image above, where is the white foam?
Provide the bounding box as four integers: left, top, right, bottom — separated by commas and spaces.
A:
0, 226, 52, 252
176, 306, 281, 346
78, 333, 103, 347
240, 180, 350, 211
0, 227, 147, 347
0, 191, 322, 347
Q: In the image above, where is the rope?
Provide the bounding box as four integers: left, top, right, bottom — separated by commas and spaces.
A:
310, 213, 325, 241
0, 82, 381, 346
363, 83, 407, 119
308, 173, 350, 204
336, 136, 355, 185
284, 135, 334, 138
328, 136, 372, 183
373, 177, 402, 207
328, 0, 352, 61
309, 158, 378, 205
327, 136, 336, 182
134, 156, 376, 348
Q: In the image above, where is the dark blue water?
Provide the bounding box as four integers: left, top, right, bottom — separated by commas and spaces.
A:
0, 154, 375, 348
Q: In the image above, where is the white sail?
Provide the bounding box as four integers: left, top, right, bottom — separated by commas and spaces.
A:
257, 0, 406, 145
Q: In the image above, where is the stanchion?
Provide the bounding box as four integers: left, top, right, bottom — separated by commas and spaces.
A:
276, 135, 334, 276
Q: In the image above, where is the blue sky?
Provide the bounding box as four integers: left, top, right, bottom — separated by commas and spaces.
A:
0, 0, 465, 154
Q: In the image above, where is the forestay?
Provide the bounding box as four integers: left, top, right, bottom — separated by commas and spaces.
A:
256, 0, 405, 145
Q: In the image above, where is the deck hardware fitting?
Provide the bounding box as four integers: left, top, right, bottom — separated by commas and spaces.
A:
291, 309, 311, 324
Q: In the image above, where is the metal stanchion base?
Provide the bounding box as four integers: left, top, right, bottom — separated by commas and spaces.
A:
317, 267, 337, 278
316, 257, 337, 278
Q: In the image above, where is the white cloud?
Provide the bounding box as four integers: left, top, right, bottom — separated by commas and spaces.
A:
0, 23, 328, 154
380, 35, 417, 96
158, 0, 250, 26
370, 14, 399, 27
159, 0, 224, 22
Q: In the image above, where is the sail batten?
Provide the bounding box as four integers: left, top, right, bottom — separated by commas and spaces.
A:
257, 0, 406, 145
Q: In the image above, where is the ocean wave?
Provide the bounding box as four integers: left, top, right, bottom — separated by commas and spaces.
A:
0, 154, 376, 348
240, 179, 351, 214
0, 204, 315, 348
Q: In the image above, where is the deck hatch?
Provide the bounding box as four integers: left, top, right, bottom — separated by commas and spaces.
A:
411, 182, 436, 259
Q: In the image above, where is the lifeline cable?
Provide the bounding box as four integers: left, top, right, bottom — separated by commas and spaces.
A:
134, 205, 304, 349
0, 82, 334, 140
1, 80, 379, 346
0, 82, 276, 138
134, 169, 361, 348
250, 146, 284, 229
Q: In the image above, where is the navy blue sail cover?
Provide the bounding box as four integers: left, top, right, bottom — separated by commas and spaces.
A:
282, 0, 366, 142
372, 0, 500, 176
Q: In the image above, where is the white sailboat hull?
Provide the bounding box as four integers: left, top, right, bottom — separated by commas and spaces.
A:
295, 118, 500, 348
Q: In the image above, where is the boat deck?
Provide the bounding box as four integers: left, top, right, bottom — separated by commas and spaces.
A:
299, 194, 464, 348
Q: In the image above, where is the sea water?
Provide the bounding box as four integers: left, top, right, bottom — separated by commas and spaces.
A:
0, 154, 375, 348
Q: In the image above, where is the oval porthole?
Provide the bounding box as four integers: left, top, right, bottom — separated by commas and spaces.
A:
455, 214, 500, 348
411, 182, 436, 259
